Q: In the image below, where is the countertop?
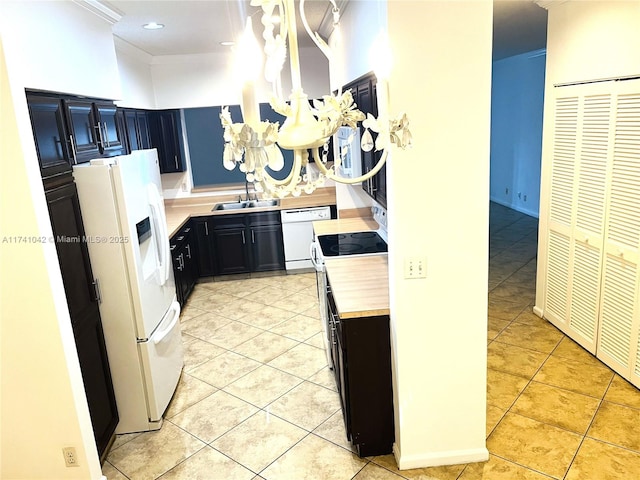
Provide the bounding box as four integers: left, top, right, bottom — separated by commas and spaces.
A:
325, 255, 390, 319
313, 217, 390, 319
164, 187, 337, 237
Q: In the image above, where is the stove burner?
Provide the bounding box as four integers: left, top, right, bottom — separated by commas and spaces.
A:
317, 231, 388, 258
351, 232, 376, 239
330, 242, 363, 254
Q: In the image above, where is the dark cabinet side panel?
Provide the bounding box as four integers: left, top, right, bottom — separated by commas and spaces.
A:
45, 182, 118, 459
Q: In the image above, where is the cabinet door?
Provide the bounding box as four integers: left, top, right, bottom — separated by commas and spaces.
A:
137, 111, 152, 149
250, 224, 285, 272
95, 103, 126, 156
46, 181, 118, 458
183, 227, 198, 295
213, 227, 250, 275
194, 219, 216, 276
123, 109, 140, 151
371, 81, 387, 208
150, 110, 184, 173
26, 94, 73, 178
64, 100, 100, 162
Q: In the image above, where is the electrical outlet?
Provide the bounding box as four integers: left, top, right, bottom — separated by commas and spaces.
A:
181, 182, 188, 192
404, 257, 427, 279
505, 187, 509, 195
62, 447, 79, 467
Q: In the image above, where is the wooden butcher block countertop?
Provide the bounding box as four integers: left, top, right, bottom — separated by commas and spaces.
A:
325, 255, 390, 319
164, 187, 336, 237
313, 217, 389, 319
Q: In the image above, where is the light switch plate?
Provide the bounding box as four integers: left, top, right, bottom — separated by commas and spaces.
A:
404, 257, 427, 279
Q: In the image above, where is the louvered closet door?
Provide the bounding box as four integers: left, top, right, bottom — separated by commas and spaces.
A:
597, 83, 640, 387
544, 85, 613, 353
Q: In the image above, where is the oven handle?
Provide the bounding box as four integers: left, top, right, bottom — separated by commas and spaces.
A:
310, 241, 322, 271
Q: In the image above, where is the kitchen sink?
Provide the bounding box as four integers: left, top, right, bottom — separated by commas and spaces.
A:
212, 199, 280, 211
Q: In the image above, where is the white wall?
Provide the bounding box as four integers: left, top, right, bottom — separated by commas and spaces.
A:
385, 0, 492, 467
115, 38, 156, 109
0, 2, 127, 478
115, 35, 331, 198
0, 15, 108, 480
490, 50, 546, 217
0, 1, 120, 99
536, 0, 640, 313
545, 1, 640, 85
334, 0, 492, 469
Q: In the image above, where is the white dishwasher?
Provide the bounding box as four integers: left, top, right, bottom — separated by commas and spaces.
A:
280, 206, 332, 271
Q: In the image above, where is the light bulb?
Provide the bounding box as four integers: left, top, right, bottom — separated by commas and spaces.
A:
235, 17, 263, 82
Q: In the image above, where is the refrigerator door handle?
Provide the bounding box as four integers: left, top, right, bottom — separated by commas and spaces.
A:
148, 184, 171, 286
153, 301, 181, 345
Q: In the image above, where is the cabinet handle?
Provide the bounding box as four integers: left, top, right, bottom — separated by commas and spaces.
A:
174, 155, 179, 169
94, 124, 104, 149
92, 278, 102, 304
178, 253, 184, 271
242, 230, 246, 244
104, 122, 110, 147
184, 227, 191, 234
186, 244, 191, 259
251, 230, 255, 243
69, 135, 78, 164
204, 223, 209, 236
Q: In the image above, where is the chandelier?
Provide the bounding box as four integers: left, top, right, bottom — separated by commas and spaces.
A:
220, 0, 412, 199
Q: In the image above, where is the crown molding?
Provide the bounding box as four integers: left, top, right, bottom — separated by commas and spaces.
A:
72, 0, 122, 24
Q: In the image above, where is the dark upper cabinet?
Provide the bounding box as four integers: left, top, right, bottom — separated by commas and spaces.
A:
45, 181, 118, 460
26, 93, 73, 179
64, 98, 126, 163
149, 110, 185, 173
137, 111, 152, 149
65, 99, 100, 162
94, 102, 126, 156
123, 108, 152, 153
343, 73, 387, 208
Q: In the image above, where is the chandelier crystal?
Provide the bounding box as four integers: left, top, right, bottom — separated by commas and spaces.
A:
220, 0, 412, 199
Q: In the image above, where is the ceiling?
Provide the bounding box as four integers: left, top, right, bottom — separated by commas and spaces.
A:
104, 0, 547, 60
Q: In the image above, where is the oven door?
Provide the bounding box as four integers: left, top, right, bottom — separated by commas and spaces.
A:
311, 241, 332, 369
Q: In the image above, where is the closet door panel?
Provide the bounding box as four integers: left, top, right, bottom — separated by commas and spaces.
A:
545, 95, 579, 329
598, 88, 640, 384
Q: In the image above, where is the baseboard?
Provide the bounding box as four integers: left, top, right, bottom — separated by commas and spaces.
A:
533, 305, 544, 318
490, 196, 539, 218
393, 443, 489, 470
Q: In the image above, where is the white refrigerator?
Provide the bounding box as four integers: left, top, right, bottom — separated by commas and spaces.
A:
73, 149, 183, 434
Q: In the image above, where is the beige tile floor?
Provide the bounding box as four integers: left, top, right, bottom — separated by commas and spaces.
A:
103, 203, 640, 479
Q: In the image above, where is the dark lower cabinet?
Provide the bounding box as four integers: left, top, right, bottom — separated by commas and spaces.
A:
193, 218, 216, 276
170, 222, 198, 306
194, 212, 285, 277
213, 226, 251, 275
327, 283, 394, 457
45, 181, 118, 460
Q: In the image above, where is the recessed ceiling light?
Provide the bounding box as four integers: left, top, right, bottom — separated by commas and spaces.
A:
220, 41, 235, 47
143, 22, 164, 30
